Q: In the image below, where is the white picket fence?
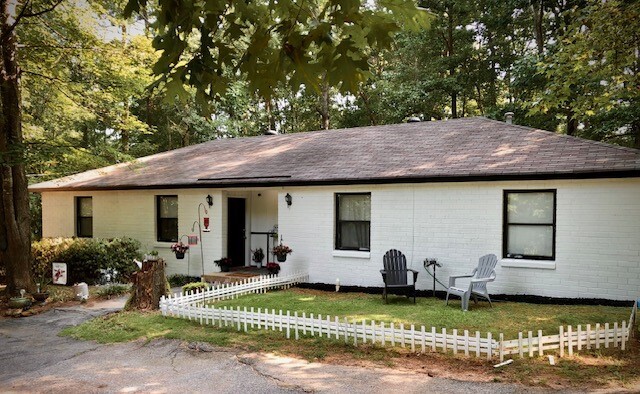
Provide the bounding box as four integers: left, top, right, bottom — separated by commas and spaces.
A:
160, 275, 637, 361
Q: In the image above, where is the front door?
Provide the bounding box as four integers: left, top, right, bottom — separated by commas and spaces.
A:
227, 198, 246, 267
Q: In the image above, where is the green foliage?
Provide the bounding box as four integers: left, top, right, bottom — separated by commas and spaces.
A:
96, 284, 132, 299
125, 0, 429, 104
181, 282, 208, 293
31, 237, 142, 284
167, 274, 201, 288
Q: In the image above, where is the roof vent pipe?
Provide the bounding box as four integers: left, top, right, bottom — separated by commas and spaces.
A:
407, 116, 421, 123
504, 112, 514, 125
264, 129, 278, 135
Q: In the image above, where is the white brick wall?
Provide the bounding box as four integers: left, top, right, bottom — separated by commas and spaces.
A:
277, 178, 640, 301
40, 177, 640, 300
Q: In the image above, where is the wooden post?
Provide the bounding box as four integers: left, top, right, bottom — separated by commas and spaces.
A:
442, 328, 447, 353
586, 324, 591, 349
559, 326, 564, 357
391, 323, 396, 347
518, 332, 524, 358
577, 325, 582, 351
400, 323, 405, 348
538, 330, 544, 356
294, 312, 299, 340
453, 329, 458, 355
464, 330, 469, 357
381, 322, 386, 346
567, 325, 573, 356
421, 326, 426, 354
605, 323, 610, 348
614, 322, 619, 348
595, 323, 601, 349
475, 331, 480, 358
410, 325, 415, 353
487, 332, 492, 360
621, 321, 627, 351
499, 333, 504, 362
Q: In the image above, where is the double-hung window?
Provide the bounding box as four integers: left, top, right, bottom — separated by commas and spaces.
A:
76, 197, 93, 238
503, 190, 556, 260
157, 195, 178, 242
335, 193, 371, 251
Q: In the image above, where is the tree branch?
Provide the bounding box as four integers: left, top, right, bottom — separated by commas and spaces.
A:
22, 0, 64, 18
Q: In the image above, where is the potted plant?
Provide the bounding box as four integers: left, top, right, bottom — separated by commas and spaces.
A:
214, 257, 233, 272
32, 275, 50, 304
266, 262, 280, 275
170, 242, 189, 259
144, 250, 159, 261
251, 248, 265, 268
272, 244, 292, 262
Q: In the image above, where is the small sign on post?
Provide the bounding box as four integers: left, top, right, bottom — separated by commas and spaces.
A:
52, 262, 67, 285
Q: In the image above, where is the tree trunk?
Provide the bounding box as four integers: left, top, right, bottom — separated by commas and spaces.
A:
566, 109, 578, 136
531, 0, 545, 55
319, 80, 330, 130
447, 7, 457, 118
126, 259, 168, 310
1, 0, 33, 296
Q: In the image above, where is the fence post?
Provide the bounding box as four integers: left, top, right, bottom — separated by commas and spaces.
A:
475, 331, 480, 358
362, 319, 367, 344
464, 330, 469, 357
391, 323, 396, 347
452, 329, 458, 355
559, 326, 564, 357
243, 307, 248, 332
622, 321, 626, 351
421, 326, 426, 354
381, 322, 386, 346
400, 323, 405, 348
567, 325, 573, 356
371, 320, 376, 344
605, 323, 610, 348
294, 311, 299, 340
410, 325, 415, 353
286, 310, 290, 338
499, 333, 504, 362
518, 332, 523, 358
441, 328, 447, 354
595, 323, 601, 349
236, 306, 241, 331
335, 316, 340, 340
614, 322, 619, 348
432, 327, 437, 352
577, 325, 582, 351
586, 324, 592, 349
538, 330, 543, 356
487, 332, 492, 360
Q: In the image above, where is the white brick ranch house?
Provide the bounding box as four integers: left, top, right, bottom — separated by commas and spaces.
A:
30, 118, 640, 301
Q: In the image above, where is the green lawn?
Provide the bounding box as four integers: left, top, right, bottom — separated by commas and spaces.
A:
212, 288, 632, 338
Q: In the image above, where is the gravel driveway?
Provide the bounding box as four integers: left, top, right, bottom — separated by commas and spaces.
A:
0, 300, 560, 393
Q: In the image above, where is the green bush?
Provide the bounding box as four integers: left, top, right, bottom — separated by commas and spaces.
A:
167, 274, 201, 287
96, 284, 131, 299
182, 282, 208, 293
31, 237, 142, 284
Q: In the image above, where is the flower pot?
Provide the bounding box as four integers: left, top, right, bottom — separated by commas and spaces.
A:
8, 297, 31, 309
276, 254, 287, 263
220, 265, 230, 272
32, 292, 49, 303
255, 262, 262, 269
268, 268, 280, 275
175, 252, 185, 259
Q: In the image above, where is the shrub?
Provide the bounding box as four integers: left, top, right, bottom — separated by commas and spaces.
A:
167, 274, 201, 287
95, 284, 131, 299
182, 282, 208, 293
31, 237, 142, 285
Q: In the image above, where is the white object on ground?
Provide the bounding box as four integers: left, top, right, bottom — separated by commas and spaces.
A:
493, 359, 513, 368
548, 355, 555, 365
74, 282, 89, 300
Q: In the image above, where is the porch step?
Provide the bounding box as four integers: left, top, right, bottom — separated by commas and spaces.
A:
202, 270, 266, 284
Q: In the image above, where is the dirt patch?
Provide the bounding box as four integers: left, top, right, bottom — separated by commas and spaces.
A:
265, 331, 640, 392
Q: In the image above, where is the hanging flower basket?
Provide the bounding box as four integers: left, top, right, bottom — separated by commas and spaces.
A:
272, 244, 292, 263
171, 242, 189, 260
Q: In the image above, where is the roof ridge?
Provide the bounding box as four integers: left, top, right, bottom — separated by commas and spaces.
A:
478, 117, 640, 154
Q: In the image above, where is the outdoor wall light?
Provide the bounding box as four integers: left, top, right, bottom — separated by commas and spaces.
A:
206, 194, 213, 207
285, 193, 292, 207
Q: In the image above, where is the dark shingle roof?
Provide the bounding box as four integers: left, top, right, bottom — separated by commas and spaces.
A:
29, 117, 640, 192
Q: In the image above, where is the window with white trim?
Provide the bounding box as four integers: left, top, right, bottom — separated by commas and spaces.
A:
335, 193, 371, 251
503, 190, 556, 260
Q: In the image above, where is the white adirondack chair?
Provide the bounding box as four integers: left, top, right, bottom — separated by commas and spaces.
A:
445, 254, 498, 311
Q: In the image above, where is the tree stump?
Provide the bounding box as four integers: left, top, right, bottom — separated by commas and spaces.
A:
126, 259, 168, 310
